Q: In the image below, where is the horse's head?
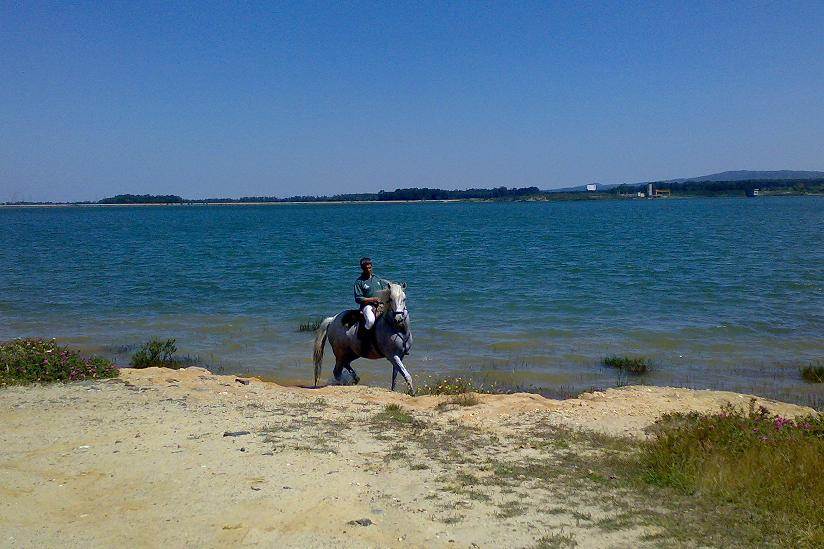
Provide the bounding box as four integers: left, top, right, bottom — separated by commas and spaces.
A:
380, 282, 408, 327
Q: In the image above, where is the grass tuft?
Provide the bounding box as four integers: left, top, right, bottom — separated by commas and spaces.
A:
298, 318, 324, 332
602, 355, 652, 374
450, 392, 480, 406
374, 403, 415, 425
496, 500, 527, 519
800, 360, 824, 383
436, 392, 480, 411
533, 529, 578, 548
0, 338, 118, 386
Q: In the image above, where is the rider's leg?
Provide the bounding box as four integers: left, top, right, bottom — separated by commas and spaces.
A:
363, 305, 376, 329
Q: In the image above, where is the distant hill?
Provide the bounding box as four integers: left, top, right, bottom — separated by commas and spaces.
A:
670, 170, 824, 183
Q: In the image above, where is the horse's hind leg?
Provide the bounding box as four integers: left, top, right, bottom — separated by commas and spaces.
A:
343, 362, 360, 385
333, 351, 359, 385
332, 360, 345, 384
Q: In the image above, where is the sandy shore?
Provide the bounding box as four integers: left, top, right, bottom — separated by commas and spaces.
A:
0, 368, 816, 548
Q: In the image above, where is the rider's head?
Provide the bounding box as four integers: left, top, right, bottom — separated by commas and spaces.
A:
360, 256, 373, 276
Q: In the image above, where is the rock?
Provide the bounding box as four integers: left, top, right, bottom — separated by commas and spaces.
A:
348, 518, 373, 527
223, 431, 251, 437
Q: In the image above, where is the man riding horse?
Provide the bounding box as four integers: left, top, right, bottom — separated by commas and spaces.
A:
312, 257, 414, 393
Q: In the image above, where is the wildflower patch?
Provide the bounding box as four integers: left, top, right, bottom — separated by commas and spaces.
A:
640, 399, 823, 546
0, 338, 118, 386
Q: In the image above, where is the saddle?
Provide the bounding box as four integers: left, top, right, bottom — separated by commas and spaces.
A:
340, 302, 386, 330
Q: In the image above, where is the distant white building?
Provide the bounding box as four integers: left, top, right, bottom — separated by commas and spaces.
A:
586, 184, 597, 192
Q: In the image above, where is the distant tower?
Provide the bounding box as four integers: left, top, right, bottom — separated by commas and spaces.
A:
647, 183, 654, 197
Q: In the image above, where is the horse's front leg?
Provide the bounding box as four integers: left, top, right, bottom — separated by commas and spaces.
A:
389, 355, 414, 395
390, 362, 399, 391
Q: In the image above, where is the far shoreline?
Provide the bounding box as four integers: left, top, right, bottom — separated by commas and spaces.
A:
0, 198, 466, 208
2, 193, 821, 208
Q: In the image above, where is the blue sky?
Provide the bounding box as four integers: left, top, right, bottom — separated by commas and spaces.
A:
2, 1, 823, 201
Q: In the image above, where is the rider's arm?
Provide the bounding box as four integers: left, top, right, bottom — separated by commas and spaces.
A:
354, 281, 378, 305
354, 281, 366, 305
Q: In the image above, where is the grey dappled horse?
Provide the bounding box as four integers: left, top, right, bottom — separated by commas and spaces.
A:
313, 282, 414, 393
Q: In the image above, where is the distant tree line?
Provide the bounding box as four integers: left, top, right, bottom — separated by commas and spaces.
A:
613, 178, 824, 196
98, 194, 184, 204
193, 186, 545, 203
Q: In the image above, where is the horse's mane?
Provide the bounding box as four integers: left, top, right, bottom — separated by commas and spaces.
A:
377, 282, 404, 311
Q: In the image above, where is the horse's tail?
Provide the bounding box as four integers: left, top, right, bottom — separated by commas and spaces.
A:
312, 316, 335, 387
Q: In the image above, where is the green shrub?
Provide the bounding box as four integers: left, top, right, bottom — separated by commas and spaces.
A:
800, 360, 824, 383
130, 338, 186, 369
0, 338, 118, 386
602, 355, 651, 374
641, 399, 824, 545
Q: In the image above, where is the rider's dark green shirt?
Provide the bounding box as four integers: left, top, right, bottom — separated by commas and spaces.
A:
354, 274, 388, 305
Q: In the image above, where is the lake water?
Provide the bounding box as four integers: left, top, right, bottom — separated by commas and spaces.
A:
1, 197, 822, 406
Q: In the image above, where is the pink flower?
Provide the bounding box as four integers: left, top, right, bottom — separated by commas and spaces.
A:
773, 417, 793, 430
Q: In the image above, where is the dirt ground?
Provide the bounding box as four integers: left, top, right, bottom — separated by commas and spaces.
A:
0, 367, 816, 548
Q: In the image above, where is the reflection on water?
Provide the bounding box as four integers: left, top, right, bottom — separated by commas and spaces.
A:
1, 197, 822, 407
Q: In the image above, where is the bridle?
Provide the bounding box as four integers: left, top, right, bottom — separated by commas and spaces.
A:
383, 283, 409, 328
392, 308, 408, 326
